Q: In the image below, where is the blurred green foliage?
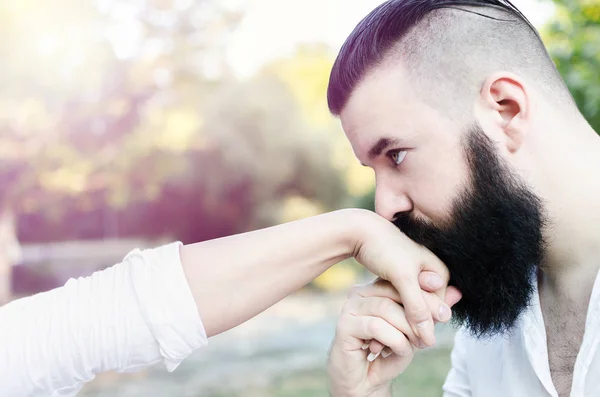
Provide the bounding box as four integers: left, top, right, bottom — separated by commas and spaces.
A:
543, 0, 600, 132
355, 189, 376, 213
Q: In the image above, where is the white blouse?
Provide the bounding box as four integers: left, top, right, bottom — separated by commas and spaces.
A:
0, 242, 207, 397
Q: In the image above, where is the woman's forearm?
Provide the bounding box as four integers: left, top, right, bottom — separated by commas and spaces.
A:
180, 209, 367, 337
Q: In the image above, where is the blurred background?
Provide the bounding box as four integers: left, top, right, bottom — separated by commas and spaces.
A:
0, 0, 598, 395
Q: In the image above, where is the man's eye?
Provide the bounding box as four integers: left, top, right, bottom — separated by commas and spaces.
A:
389, 150, 407, 166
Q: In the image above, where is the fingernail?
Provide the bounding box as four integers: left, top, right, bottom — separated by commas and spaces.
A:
438, 304, 451, 322
367, 351, 381, 362
418, 340, 427, 349
427, 274, 444, 289
361, 342, 369, 350
382, 349, 393, 358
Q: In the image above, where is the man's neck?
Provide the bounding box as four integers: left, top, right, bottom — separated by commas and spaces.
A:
539, 124, 600, 300
539, 266, 598, 307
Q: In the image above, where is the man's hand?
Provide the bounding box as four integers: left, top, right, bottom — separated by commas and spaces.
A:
350, 211, 452, 347
327, 278, 462, 397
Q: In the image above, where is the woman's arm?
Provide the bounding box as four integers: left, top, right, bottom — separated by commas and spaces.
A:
181, 209, 359, 338
181, 208, 449, 343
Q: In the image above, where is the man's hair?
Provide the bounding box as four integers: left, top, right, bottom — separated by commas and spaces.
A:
327, 0, 575, 116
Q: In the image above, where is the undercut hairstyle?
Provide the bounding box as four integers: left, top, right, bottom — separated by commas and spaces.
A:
327, 0, 576, 117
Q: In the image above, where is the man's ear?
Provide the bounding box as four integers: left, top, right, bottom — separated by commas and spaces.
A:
476, 72, 530, 154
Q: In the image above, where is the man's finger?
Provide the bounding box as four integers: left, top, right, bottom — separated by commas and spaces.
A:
350, 295, 420, 346
356, 316, 414, 356
388, 273, 436, 347
419, 274, 462, 318
418, 248, 451, 302
421, 290, 452, 324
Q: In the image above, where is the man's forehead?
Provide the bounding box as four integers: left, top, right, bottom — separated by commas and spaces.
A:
339, 66, 424, 150
341, 64, 411, 118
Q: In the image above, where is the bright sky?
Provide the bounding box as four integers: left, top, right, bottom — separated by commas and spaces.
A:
226, 0, 556, 78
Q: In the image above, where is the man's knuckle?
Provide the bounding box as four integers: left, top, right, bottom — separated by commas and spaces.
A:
405, 304, 428, 320
367, 317, 383, 335
377, 298, 393, 317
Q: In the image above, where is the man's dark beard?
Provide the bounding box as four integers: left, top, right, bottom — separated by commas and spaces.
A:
394, 126, 546, 338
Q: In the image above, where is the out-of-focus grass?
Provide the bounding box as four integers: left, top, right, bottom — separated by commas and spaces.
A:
205, 347, 452, 397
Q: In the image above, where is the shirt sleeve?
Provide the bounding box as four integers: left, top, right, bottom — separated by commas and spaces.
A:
442, 327, 473, 397
0, 241, 207, 397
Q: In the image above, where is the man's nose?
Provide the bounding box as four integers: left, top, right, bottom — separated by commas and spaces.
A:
374, 182, 413, 222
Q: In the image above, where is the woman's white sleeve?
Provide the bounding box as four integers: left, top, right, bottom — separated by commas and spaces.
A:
0, 242, 207, 397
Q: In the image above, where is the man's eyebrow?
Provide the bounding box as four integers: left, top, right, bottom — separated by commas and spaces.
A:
367, 137, 404, 160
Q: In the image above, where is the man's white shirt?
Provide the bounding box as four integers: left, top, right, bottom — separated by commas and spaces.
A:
443, 270, 600, 397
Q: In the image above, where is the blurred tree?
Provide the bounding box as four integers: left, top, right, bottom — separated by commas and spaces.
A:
0, 0, 357, 252
262, 45, 375, 212
0, 0, 114, 297
0, 0, 239, 238
197, 73, 347, 231
542, 0, 600, 132
355, 189, 376, 213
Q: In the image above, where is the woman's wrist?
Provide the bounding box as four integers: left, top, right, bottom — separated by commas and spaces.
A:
331, 208, 381, 259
